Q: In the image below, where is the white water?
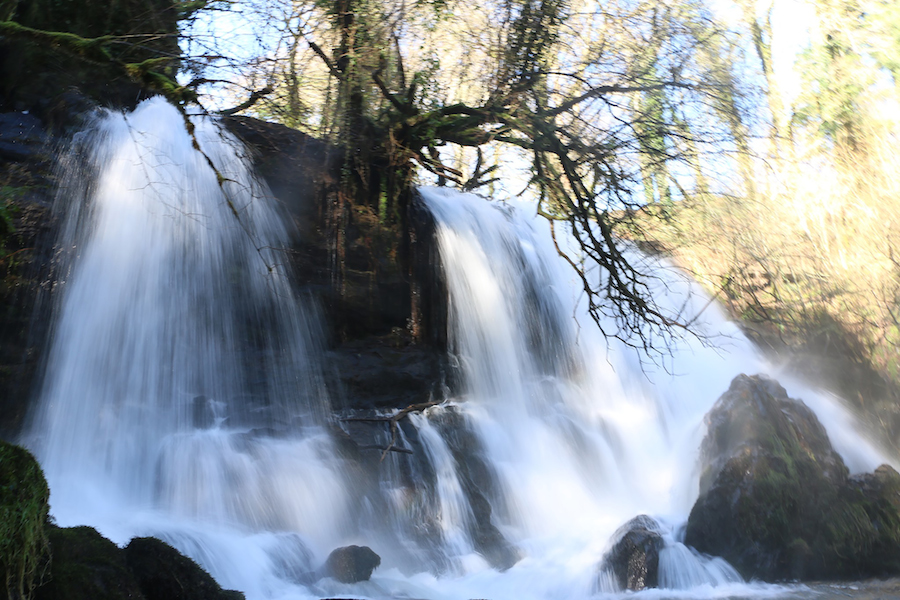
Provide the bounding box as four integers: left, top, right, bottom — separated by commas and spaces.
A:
25, 99, 895, 600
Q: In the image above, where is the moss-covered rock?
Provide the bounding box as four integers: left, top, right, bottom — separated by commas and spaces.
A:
124, 537, 244, 600
0, 0, 183, 120
0, 440, 49, 600
0, 111, 54, 439
34, 525, 145, 600
685, 374, 900, 581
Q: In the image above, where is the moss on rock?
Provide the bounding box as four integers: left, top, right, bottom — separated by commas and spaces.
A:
0, 0, 183, 118
0, 440, 49, 600
34, 525, 145, 600
685, 374, 900, 581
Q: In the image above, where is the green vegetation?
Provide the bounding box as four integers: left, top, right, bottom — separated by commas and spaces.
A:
0, 440, 50, 600
176, 0, 753, 353
628, 0, 900, 450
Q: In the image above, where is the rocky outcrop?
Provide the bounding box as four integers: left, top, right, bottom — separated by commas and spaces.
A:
0, 439, 50, 600
0, 437, 241, 600
224, 117, 450, 413
598, 515, 664, 591
431, 407, 521, 571
36, 525, 147, 600
320, 545, 381, 583
225, 116, 450, 352
685, 374, 900, 582
124, 537, 244, 600
0, 110, 54, 438
34, 528, 245, 600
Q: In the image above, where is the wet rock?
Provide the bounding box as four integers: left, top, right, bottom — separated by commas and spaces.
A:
1, 440, 51, 599
431, 407, 522, 571
0, 112, 49, 161
599, 515, 664, 591
224, 119, 449, 358
685, 374, 900, 582
320, 545, 381, 583
327, 335, 447, 411
35, 525, 146, 600
124, 537, 245, 600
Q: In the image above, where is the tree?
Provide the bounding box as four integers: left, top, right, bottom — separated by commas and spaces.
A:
1, 0, 752, 353
189, 0, 751, 352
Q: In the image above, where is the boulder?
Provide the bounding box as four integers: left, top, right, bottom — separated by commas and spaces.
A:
685, 373, 900, 581
124, 537, 245, 600
321, 545, 381, 583
598, 515, 664, 591
0, 440, 50, 600
35, 525, 145, 600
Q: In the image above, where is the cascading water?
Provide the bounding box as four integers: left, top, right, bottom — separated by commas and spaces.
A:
27, 97, 354, 598
25, 98, 895, 600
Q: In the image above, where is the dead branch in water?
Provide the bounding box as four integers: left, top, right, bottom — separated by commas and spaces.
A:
341, 400, 441, 461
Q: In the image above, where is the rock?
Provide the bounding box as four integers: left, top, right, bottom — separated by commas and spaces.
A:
685, 373, 900, 582
0, 112, 49, 162
1, 0, 180, 119
321, 545, 381, 583
124, 537, 245, 600
695, 373, 847, 496
0, 440, 50, 600
224, 118, 449, 355
35, 525, 146, 600
327, 335, 447, 412
598, 515, 664, 591
431, 407, 522, 571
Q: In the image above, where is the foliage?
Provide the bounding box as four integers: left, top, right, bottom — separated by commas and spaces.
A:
627, 0, 900, 448
0, 188, 14, 243
0, 440, 50, 600
182, 0, 752, 353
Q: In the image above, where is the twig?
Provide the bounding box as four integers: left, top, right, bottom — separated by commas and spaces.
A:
341, 400, 441, 462
217, 86, 273, 116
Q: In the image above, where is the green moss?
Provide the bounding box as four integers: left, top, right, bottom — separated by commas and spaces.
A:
0, 440, 50, 600
0, 20, 113, 62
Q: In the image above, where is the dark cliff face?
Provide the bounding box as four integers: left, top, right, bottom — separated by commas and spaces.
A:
0, 108, 450, 438
224, 116, 450, 415
0, 0, 450, 437
0, 111, 55, 439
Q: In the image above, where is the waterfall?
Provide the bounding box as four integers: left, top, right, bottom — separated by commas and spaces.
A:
25, 99, 894, 600
27, 98, 354, 597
